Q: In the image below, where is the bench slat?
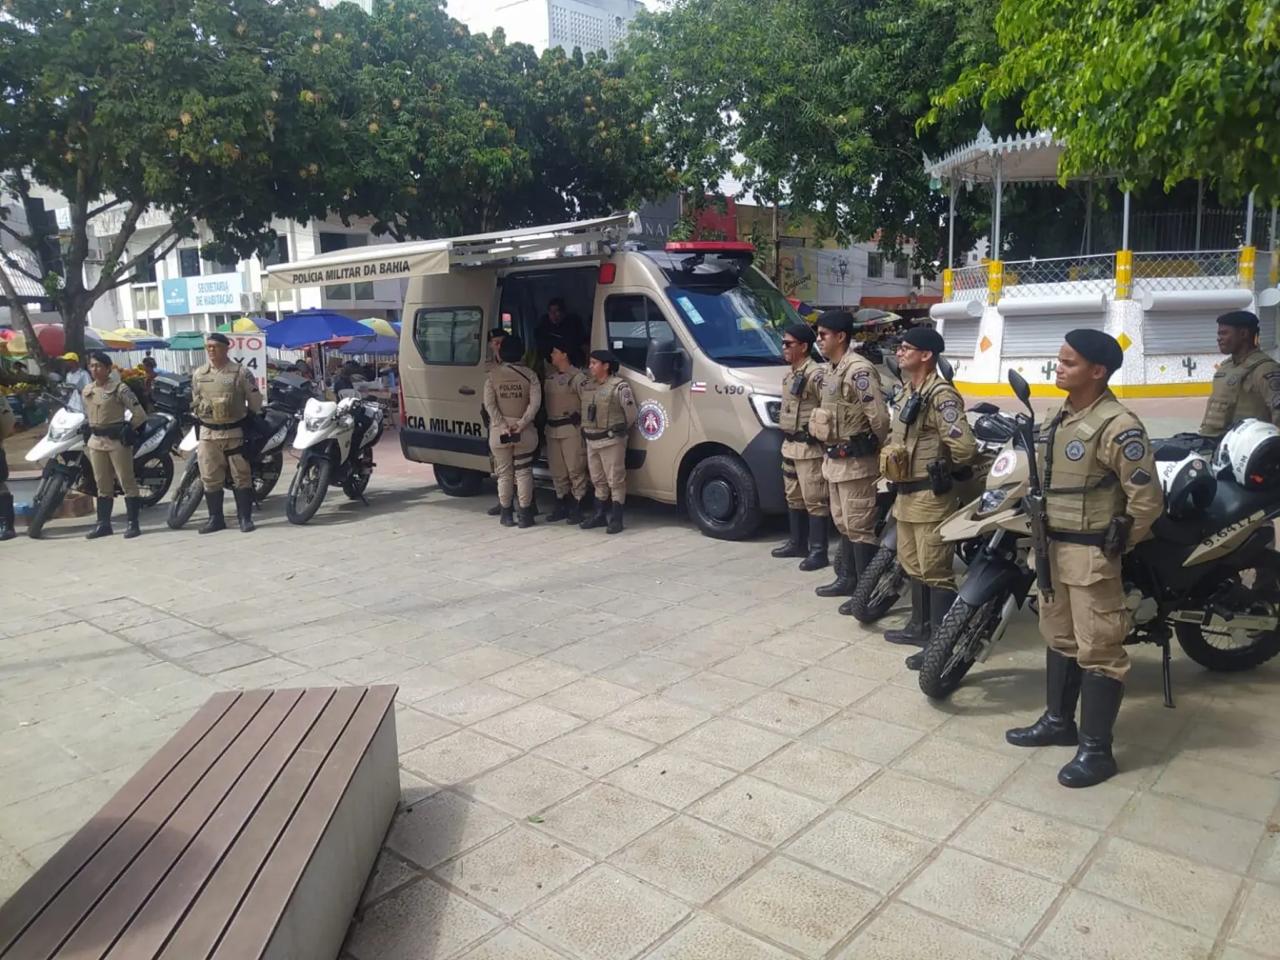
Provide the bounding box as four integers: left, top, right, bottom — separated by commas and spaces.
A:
156, 687, 366, 960
101, 689, 335, 960
58, 689, 306, 960
210, 686, 396, 960
0, 693, 239, 958
3, 690, 273, 960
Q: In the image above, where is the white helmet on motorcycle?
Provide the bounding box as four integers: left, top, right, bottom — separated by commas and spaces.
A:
1155, 451, 1216, 518
1210, 418, 1280, 489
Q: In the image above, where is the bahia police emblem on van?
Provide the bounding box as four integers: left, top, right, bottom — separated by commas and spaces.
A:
637, 400, 668, 441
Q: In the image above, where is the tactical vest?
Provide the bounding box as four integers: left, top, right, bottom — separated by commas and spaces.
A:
811, 352, 875, 442
888, 373, 954, 481
83, 381, 133, 429
1042, 395, 1127, 532
1201, 350, 1279, 435
193, 362, 249, 425
781, 358, 822, 437
543, 367, 583, 427
490, 363, 534, 420
581, 376, 629, 435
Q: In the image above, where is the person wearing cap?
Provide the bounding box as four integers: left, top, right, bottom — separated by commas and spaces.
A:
771, 322, 831, 568
1006, 329, 1163, 788
542, 337, 591, 523
1199, 310, 1280, 438
483, 334, 542, 527
806, 310, 891, 604
881, 326, 976, 658
191, 331, 263, 534
57, 352, 91, 413
579, 349, 638, 533
81, 351, 148, 540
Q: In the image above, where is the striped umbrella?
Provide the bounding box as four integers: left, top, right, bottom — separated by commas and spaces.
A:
109, 326, 170, 349
216, 316, 272, 333
0, 324, 132, 355
358, 317, 400, 338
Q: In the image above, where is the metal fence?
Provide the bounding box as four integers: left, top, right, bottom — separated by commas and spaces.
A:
949, 264, 988, 301
1131, 249, 1239, 292
1000, 254, 1115, 299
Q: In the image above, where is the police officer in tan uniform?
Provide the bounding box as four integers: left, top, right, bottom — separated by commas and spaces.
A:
484, 334, 542, 527
880, 327, 977, 664
192, 331, 263, 534
483, 328, 511, 518
580, 349, 638, 534
1199, 310, 1280, 438
0, 371, 23, 542
81, 351, 148, 540
810, 311, 892, 609
1007, 330, 1163, 788
771, 323, 831, 570
543, 337, 590, 523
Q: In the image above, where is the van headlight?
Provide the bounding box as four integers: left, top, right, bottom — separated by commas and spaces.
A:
976, 488, 1011, 516
749, 394, 782, 429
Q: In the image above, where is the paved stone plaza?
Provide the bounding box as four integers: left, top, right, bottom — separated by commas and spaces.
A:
2, 438, 1279, 959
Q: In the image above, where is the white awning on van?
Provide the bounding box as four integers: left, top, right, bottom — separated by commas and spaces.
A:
264, 212, 636, 292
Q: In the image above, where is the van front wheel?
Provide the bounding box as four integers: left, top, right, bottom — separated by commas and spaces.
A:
686, 454, 761, 541
434, 465, 485, 497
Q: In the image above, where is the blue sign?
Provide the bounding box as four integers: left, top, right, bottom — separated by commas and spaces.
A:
162, 278, 190, 316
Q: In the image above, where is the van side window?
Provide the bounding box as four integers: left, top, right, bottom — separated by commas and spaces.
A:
605, 295, 674, 372
413, 307, 482, 365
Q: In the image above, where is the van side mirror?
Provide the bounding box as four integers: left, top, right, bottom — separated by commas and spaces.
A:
646, 339, 686, 386
1008, 369, 1033, 412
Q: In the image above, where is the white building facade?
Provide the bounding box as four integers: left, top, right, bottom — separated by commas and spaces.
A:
452, 0, 642, 53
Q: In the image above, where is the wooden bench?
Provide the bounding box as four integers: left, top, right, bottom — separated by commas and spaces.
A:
0, 685, 399, 960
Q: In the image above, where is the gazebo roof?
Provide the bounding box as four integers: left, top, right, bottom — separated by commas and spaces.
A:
0, 247, 47, 301
923, 125, 1071, 185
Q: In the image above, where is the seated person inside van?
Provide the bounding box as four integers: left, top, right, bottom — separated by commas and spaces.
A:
535, 298, 589, 359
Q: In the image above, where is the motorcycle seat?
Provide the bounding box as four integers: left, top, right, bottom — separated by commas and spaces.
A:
1203, 479, 1275, 529
262, 408, 293, 430
142, 414, 171, 434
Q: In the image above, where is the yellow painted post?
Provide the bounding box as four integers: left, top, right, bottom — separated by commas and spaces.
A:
1115, 249, 1133, 300
1271, 252, 1279, 287
942, 267, 954, 300
1239, 245, 1256, 286
987, 260, 1002, 305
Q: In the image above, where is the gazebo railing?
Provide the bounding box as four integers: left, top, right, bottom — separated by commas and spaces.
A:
1000, 254, 1114, 299
949, 264, 988, 301
1131, 249, 1239, 292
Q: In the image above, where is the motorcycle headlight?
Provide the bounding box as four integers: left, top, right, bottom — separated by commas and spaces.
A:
749, 394, 782, 429
304, 415, 327, 432
976, 488, 1010, 516
48, 424, 80, 443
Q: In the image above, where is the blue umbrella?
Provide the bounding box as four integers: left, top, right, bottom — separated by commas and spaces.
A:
339, 335, 400, 356
265, 309, 371, 349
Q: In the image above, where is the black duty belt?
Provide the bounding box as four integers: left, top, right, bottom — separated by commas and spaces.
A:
90, 425, 124, 439
783, 430, 816, 444
583, 427, 627, 441
195, 416, 248, 431
547, 414, 580, 427
1048, 529, 1106, 546
890, 478, 932, 494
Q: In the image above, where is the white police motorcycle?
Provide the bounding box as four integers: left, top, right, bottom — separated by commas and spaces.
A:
285, 394, 385, 524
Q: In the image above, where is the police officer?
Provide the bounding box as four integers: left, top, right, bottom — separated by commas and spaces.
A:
192, 331, 263, 534
580, 349, 637, 534
80, 351, 148, 539
809, 311, 891, 607
484, 334, 542, 527
0, 376, 18, 542
543, 338, 590, 523
880, 327, 976, 663
1199, 309, 1280, 438
771, 322, 831, 570
484, 328, 509, 518
1006, 329, 1163, 787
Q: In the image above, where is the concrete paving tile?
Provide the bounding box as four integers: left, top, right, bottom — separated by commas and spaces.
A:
435, 645, 529, 682
1151, 756, 1280, 822
1217, 947, 1276, 960
176, 642, 269, 676
384, 664, 468, 704
1256, 827, 1280, 886
457, 928, 570, 960
730, 690, 838, 737
776, 665, 878, 708
1030, 889, 1213, 960
487, 659, 582, 699
0, 840, 31, 904
804, 712, 925, 765
539, 784, 672, 858
605, 749, 737, 811
711, 650, 805, 686
467, 755, 592, 818
836, 902, 1015, 960
690, 776, 825, 847
597, 655, 698, 694
1116, 791, 1263, 875
997, 763, 1135, 832
893, 736, 1025, 797
472, 702, 584, 750
751, 742, 879, 803
535, 722, 656, 777
1229, 881, 1280, 955
0, 749, 97, 806
902, 847, 1061, 946
328, 651, 423, 685
849, 684, 953, 731
603, 696, 710, 744
539, 677, 643, 719
843, 771, 982, 841
546, 637, 636, 673
398, 769, 439, 811
400, 730, 521, 786
125, 677, 227, 719
394, 705, 459, 754
386, 789, 512, 870
143, 630, 235, 661
671, 717, 790, 771
418, 681, 527, 725
610, 815, 766, 904
952, 801, 1100, 883
644, 913, 793, 960
661, 672, 763, 712
1079, 837, 1241, 938
434, 825, 592, 917
285, 636, 381, 669
714, 856, 878, 958
1176, 722, 1280, 781
785, 810, 933, 894
347, 875, 500, 960
212, 655, 309, 688
758, 633, 847, 665
360, 850, 424, 907
0, 777, 113, 850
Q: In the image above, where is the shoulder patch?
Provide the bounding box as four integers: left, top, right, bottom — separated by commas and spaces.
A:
948, 425, 964, 439
1123, 440, 1146, 462
1130, 468, 1152, 486
1113, 427, 1145, 446
861, 394, 875, 403
1064, 439, 1086, 461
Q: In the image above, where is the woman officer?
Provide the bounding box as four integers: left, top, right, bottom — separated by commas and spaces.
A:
82, 351, 148, 539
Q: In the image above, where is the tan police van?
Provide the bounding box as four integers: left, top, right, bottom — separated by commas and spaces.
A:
265, 213, 802, 539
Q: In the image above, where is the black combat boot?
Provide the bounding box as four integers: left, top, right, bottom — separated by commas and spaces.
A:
499, 505, 515, 527
547, 495, 571, 522
815, 537, 857, 597
487, 502, 502, 516
0, 493, 15, 541
606, 500, 624, 535
518, 505, 535, 528
86, 497, 114, 539
1057, 672, 1124, 788
838, 541, 881, 615
905, 586, 955, 670
1005, 650, 1083, 747
798, 514, 828, 571
233, 488, 256, 533
580, 498, 609, 530
771, 509, 807, 558
123, 496, 142, 539
199, 489, 227, 534
567, 497, 584, 524
884, 580, 930, 645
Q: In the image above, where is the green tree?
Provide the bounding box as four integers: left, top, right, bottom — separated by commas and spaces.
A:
927, 0, 1280, 203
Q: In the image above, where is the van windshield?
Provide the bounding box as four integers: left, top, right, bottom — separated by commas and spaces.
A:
663, 264, 796, 366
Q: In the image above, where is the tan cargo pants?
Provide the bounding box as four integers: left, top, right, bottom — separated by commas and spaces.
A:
1038, 541, 1130, 680
491, 438, 535, 508
783, 456, 829, 516
547, 433, 589, 500
198, 437, 251, 491
86, 444, 139, 498
587, 438, 627, 504
897, 518, 957, 590
828, 476, 878, 544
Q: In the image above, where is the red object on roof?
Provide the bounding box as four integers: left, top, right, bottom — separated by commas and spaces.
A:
861, 294, 941, 310
665, 241, 756, 254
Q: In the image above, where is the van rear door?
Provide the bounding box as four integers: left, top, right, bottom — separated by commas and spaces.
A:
399, 270, 495, 471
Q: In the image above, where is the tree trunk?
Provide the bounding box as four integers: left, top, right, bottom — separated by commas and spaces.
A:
0, 265, 49, 372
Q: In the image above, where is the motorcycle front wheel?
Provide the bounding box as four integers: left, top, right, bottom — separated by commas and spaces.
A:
167, 458, 204, 529
918, 594, 1003, 699
1175, 553, 1280, 672
27, 472, 70, 539
342, 469, 371, 501
254, 450, 284, 503
286, 456, 332, 525
847, 545, 906, 624
134, 454, 174, 508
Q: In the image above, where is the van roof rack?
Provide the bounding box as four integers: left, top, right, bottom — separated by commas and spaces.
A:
265, 213, 637, 292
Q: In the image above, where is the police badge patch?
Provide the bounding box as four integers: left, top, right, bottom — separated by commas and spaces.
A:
854, 372, 870, 392
1113, 427, 1144, 446
1123, 440, 1146, 462
939, 401, 960, 424
1064, 440, 1086, 461
1130, 468, 1152, 485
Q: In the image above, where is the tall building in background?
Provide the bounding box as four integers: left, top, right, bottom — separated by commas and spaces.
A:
455, 0, 643, 53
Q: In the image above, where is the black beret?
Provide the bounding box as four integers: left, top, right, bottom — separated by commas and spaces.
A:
206, 332, 230, 345
1064, 328, 1123, 374
498, 335, 525, 363
589, 349, 620, 371
815, 310, 854, 334
487, 327, 507, 341
783, 323, 816, 345
1217, 310, 1260, 329
902, 326, 945, 355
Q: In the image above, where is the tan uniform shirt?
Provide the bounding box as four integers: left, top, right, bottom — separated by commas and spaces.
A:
82, 380, 147, 452
1199, 349, 1280, 437
543, 366, 587, 438
580, 375, 638, 449
809, 350, 890, 480
780, 357, 826, 461
192, 361, 262, 440
890, 371, 978, 522
483, 362, 542, 444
